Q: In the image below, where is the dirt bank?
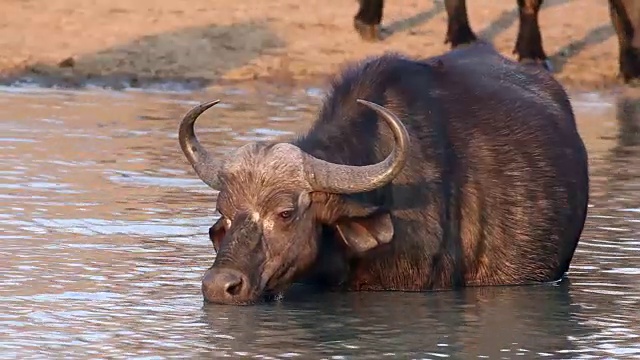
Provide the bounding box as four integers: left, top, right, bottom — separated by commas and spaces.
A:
0, 0, 629, 90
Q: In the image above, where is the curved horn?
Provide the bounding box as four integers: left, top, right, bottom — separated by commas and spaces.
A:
303, 99, 410, 194
178, 99, 224, 190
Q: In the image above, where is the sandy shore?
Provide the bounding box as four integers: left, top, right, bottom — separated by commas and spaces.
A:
0, 0, 629, 91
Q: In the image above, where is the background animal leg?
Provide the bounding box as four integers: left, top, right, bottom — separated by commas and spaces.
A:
444, 0, 478, 47
609, 0, 640, 83
513, 0, 552, 71
619, 46, 640, 84
354, 0, 384, 41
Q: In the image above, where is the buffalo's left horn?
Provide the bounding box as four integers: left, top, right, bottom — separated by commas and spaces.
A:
302, 99, 410, 194
178, 99, 224, 190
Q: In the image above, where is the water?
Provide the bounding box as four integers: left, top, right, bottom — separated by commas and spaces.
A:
0, 84, 639, 359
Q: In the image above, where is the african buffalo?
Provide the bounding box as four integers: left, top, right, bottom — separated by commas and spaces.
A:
354, 0, 640, 82
179, 42, 589, 305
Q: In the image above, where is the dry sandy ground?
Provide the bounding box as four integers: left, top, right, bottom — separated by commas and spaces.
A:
0, 0, 629, 90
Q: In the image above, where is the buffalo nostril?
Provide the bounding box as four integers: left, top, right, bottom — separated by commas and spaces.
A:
202, 268, 248, 302
224, 277, 243, 296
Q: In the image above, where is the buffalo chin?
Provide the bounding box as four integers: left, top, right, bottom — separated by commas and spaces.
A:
202, 291, 280, 306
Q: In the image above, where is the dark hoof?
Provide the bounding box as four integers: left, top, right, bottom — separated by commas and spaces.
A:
619, 70, 640, 85
354, 19, 382, 42
444, 36, 477, 48
520, 58, 554, 72
622, 76, 640, 87
444, 28, 477, 48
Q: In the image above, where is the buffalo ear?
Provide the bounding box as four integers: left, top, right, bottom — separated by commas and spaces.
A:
335, 211, 394, 253
208, 217, 228, 252
310, 192, 395, 253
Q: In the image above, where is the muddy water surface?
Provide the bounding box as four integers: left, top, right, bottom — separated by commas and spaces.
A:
0, 85, 639, 359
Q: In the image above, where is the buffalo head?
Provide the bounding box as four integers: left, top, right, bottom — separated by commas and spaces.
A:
179, 99, 410, 305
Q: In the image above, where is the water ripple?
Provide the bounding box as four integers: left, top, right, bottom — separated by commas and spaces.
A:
0, 87, 639, 359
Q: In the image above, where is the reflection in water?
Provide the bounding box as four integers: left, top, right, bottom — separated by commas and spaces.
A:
201, 281, 592, 358
615, 96, 640, 149
0, 86, 639, 358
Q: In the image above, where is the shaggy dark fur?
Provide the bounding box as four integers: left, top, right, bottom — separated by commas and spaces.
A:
199, 43, 589, 305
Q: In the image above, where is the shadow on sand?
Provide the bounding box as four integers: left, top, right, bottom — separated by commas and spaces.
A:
0, 21, 284, 90
550, 24, 615, 73
381, 1, 445, 39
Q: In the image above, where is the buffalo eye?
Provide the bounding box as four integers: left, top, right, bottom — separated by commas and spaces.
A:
278, 210, 293, 220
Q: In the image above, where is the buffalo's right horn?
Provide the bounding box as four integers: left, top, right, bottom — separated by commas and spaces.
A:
302, 99, 410, 194
178, 99, 224, 190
